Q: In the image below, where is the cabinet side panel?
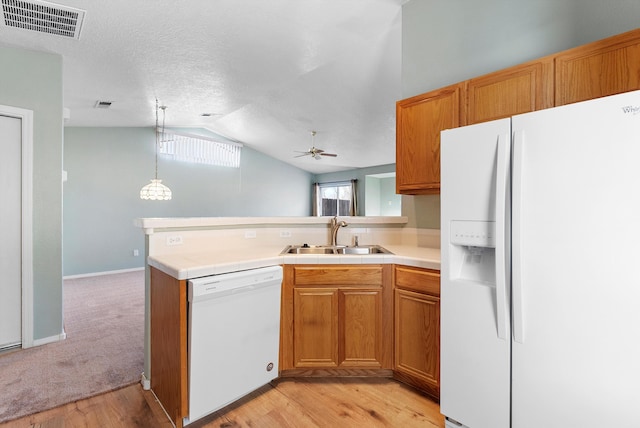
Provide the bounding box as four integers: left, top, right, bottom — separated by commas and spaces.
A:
380, 265, 394, 369
150, 267, 187, 427
280, 265, 295, 370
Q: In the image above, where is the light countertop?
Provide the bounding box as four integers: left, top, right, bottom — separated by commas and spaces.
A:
148, 244, 440, 280
135, 215, 408, 232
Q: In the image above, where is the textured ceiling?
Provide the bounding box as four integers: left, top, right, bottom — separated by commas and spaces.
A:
0, 0, 404, 174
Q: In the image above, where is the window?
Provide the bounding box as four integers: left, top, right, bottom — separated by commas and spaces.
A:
314, 180, 357, 216
159, 130, 242, 168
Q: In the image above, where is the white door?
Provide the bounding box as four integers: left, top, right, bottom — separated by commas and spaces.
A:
0, 113, 22, 349
440, 119, 512, 428
511, 91, 640, 427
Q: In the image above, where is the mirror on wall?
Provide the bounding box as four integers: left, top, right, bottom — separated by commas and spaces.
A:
365, 173, 401, 216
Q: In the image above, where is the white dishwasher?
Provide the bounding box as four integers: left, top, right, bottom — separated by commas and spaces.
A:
186, 265, 282, 425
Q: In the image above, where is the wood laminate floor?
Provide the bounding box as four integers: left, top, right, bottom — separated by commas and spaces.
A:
1, 378, 444, 428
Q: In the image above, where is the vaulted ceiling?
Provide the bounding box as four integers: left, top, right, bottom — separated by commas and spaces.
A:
1, 0, 405, 173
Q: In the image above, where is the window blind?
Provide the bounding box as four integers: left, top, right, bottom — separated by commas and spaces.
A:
159, 130, 242, 168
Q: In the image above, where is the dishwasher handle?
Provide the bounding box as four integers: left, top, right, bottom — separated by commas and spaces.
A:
188, 266, 283, 302
189, 278, 282, 303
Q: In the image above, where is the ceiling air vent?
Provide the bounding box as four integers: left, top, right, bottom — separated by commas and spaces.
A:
1, 0, 85, 39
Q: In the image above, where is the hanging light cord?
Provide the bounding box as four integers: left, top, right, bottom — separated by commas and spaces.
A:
140, 99, 172, 200
153, 100, 170, 177
154, 99, 159, 180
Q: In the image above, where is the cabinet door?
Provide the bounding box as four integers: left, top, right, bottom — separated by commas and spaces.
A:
467, 59, 553, 125
394, 288, 440, 398
293, 287, 339, 367
396, 83, 463, 195
340, 289, 382, 367
555, 29, 640, 106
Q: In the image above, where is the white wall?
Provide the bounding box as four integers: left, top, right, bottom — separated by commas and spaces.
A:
0, 45, 64, 342
365, 175, 401, 216
379, 176, 401, 216
63, 127, 313, 276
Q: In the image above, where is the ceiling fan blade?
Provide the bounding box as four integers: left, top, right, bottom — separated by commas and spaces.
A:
292, 136, 338, 159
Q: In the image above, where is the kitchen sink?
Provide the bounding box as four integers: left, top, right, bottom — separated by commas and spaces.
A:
336, 246, 391, 255
282, 245, 343, 254
281, 244, 393, 255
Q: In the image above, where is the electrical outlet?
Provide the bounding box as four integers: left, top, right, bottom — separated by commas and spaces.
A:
280, 230, 292, 238
133, 249, 139, 256
245, 230, 257, 239
166, 235, 184, 246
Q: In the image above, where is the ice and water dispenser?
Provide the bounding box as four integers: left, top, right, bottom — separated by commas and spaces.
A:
448, 220, 496, 285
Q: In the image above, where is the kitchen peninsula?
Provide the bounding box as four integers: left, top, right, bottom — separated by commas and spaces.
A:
135, 216, 441, 427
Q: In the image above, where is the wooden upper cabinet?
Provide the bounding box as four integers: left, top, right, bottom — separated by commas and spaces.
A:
466, 57, 554, 124
396, 83, 463, 195
555, 28, 640, 106
396, 29, 640, 196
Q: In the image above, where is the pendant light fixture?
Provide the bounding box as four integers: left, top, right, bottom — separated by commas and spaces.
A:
140, 99, 172, 200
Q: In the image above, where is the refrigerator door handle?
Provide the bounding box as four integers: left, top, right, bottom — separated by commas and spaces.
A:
495, 132, 509, 340
512, 130, 525, 344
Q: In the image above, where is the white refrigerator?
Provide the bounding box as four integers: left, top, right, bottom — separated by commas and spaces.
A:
440, 90, 640, 428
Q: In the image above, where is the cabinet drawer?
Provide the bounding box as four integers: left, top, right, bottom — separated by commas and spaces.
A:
394, 266, 440, 296
293, 265, 383, 286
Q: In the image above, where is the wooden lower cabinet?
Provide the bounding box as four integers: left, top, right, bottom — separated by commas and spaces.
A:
280, 264, 393, 373
393, 265, 441, 401
292, 287, 384, 368
150, 262, 442, 427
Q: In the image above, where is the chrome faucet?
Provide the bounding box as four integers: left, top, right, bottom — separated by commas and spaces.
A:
330, 216, 348, 246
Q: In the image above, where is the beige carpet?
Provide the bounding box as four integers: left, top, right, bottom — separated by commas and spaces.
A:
0, 270, 145, 424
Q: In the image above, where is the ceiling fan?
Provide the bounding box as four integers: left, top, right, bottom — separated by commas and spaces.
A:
294, 131, 338, 160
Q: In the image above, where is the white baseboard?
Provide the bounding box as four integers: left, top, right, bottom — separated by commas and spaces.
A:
32, 330, 67, 347
140, 372, 151, 390
63, 267, 144, 280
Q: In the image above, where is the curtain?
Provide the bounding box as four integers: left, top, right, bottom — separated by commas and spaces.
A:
312, 182, 319, 216
349, 179, 358, 216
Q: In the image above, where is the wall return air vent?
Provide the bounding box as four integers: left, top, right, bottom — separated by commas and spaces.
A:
1, 0, 85, 39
